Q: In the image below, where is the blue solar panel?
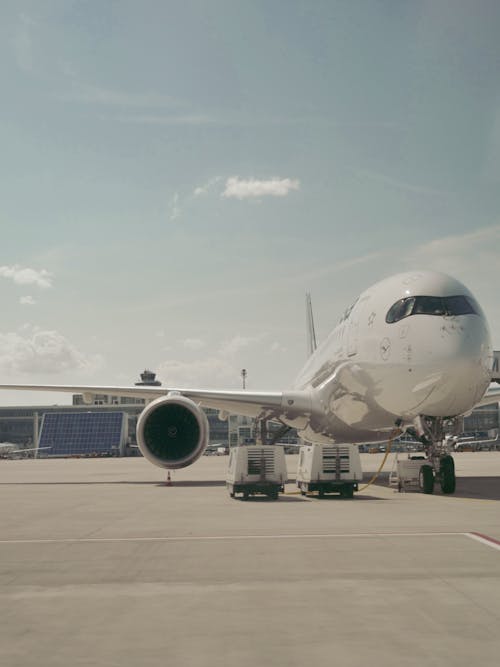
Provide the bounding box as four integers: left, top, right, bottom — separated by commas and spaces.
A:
38, 412, 125, 456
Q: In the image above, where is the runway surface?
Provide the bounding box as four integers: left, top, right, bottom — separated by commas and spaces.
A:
1, 452, 499, 667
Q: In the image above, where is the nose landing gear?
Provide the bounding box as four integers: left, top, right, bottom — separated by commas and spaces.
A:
439, 455, 456, 494
412, 416, 458, 495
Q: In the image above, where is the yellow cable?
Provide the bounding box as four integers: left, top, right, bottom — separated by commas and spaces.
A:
357, 428, 402, 492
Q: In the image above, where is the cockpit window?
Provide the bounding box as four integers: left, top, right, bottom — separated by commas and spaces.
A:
385, 297, 415, 323
386, 295, 477, 323
413, 296, 446, 316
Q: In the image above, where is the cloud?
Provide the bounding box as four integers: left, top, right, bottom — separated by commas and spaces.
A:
220, 334, 263, 356
292, 252, 384, 286
168, 192, 180, 222
222, 177, 300, 200
406, 225, 500, 276
0, 328, 103, 376
60, 84, 180, 109
182, 338, 206, 351
19, 296, 36, 306
157, 357, 238, 389
157, 334, 266, 388
118, 113, 216, 126
193, 177, 222, 197
353, 167, 448, 196
0, 265, 53, 288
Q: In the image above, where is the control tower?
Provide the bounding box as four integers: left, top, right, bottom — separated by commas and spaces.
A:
135, 369, 162, 387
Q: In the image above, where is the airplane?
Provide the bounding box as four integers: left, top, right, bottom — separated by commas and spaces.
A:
0, 443, 52, 458
1, 270, 499, 495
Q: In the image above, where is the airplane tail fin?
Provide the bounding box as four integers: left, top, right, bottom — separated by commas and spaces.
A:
306, 293, 317, 357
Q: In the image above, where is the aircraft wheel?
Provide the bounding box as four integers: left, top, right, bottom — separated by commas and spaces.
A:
440, 455, 456, 494
419, 464, 434, 494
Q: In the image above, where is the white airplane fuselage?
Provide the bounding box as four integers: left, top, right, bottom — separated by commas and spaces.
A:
291, 271, 492, 444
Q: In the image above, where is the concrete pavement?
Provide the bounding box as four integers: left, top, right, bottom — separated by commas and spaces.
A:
1, 453, 499, 667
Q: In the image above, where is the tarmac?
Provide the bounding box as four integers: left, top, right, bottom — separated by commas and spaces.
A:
1, 452, 499, 667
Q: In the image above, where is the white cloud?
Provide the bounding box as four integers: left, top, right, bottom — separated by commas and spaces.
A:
60, 84, 179, 109
19, 296, 36, 306
193, 177, 222, 197
157, 334, 267, 388
157, 357, 238, 389
182, 338, 206, 351
405, 225, 500, 277
0, 265, 53, 288
117, 114, 215, 126
219, 334, 264, 356
168, 192, 180, 222
0, 328, 103, 376
222, 177, 300, 200
353, 167, 448, 196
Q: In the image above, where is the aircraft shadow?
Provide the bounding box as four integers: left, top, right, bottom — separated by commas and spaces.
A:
158, 480, 226, 488
301, 493, 385, 501
374, 476, 500, 501
232, 495, 306, 503
442, 476, 500, 500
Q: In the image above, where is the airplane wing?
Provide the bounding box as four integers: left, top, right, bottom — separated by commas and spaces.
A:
471, 351, 500, 407
474, 385, 500, 408
0, 384, 306, 421
1, 446, 52, 454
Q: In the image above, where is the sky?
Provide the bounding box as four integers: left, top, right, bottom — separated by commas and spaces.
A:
1, 0, 500, 406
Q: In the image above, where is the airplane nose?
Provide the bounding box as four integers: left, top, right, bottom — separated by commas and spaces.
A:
414, 315, 492, 416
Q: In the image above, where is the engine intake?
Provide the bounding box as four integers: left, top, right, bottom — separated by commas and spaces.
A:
136, 394, 209, 469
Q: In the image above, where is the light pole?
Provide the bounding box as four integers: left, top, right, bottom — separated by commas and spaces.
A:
241, 368, 247, 390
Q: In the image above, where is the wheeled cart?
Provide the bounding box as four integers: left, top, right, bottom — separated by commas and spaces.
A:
226, 445, 287, 500
389, 453, 456, 494
296, 443, 362, 497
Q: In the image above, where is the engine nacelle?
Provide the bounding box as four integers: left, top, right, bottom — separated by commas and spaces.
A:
136, 394, 209, 469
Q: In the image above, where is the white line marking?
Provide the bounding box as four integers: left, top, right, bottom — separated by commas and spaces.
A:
0, 531, 467, 545
466, 532, 500, 552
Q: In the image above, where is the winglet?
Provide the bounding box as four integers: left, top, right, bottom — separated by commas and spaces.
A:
306, 293, 317, 357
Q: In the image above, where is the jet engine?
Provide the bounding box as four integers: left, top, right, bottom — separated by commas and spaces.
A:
136, 394, 209, 469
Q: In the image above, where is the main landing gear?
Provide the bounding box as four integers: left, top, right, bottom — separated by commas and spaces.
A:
412, 416, 458, 495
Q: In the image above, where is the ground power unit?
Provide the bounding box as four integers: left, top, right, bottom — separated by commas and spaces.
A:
296, 443, 362, 497
226, 445, 287, 500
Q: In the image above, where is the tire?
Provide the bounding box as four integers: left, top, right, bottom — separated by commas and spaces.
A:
419, 464, 434, 494
318, 489, 325, 498
241, 491, 249, 501
440, 455, 456, 494
341, 485, 354, 499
